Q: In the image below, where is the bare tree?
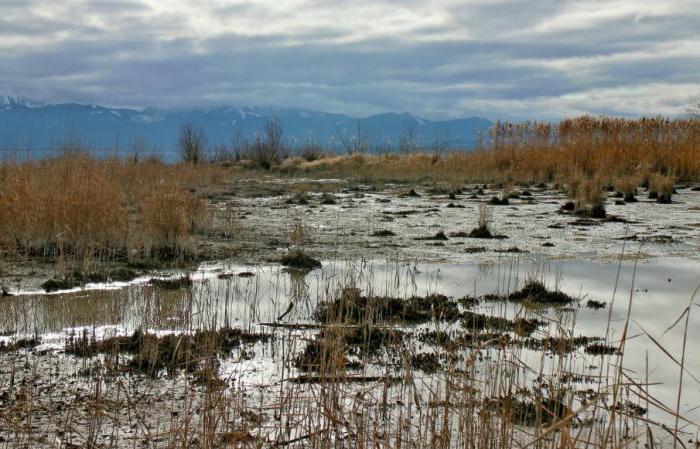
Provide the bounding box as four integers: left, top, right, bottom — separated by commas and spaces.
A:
211, 143, 232, 162
399, 122, 418, 153
337, 119, 371, 154
687, 95, 700, 118
252, 118, 284, 169
231, 131, 250, 161
297, 133, 326, 161
431, 129, 450, 155
177, 123, 207, 164
265, 118, 283, 155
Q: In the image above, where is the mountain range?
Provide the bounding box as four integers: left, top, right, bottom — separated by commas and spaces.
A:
0, 96, 492, 160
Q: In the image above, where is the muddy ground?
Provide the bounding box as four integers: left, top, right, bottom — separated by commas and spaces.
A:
2, 176, 699, 293
1, 177, 699, 448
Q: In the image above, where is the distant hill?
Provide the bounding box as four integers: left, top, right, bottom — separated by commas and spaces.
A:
0, 96, 492, 160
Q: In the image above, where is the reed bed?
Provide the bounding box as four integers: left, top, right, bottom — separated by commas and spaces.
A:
0, 154, 225, 266
281, 116, 700, 185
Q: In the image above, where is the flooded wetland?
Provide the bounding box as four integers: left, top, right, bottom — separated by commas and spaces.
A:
1, 175, 699, 448
4, 0, 700, 446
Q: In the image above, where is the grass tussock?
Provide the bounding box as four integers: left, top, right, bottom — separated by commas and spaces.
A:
648, 173, 675, 203
614, 175, 640, 202
0, 154, 222, 266
571, 178, 607, 218
65, 327, 271, 376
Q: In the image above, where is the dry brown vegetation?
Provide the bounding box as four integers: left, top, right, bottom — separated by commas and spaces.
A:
2, 115, 698, 270
0, 154, 225, 267
277, 116, 700, 185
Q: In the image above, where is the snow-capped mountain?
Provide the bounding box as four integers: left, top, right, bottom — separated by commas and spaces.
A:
0, 97, 492, 159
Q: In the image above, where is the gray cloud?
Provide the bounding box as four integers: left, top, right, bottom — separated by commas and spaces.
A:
1, 0, 698, 119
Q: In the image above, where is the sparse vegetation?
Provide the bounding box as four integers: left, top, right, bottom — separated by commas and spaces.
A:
468, 204, 503, 238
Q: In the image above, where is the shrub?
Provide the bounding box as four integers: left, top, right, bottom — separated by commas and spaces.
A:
177, 123, 207, 164
250, 119, 284, 169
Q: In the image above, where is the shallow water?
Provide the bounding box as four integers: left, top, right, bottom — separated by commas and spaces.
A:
1, 254, 699, 427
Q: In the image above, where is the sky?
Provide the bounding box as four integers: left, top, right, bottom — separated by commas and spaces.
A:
1, 0, 699, 120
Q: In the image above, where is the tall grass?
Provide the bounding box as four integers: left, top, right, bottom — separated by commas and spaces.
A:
0, 154, 222, 266
279, 116, 700, 185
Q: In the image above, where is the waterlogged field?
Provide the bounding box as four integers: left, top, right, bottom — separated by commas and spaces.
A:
1, 179, 699, 448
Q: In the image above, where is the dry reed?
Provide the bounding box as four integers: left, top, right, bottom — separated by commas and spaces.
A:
279, 116, 700, 185
0, 154, 223, 265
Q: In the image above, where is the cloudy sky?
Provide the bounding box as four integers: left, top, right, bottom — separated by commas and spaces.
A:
1, 0, 699, 119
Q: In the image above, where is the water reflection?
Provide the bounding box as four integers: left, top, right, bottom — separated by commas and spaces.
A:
1, 256, 698, 424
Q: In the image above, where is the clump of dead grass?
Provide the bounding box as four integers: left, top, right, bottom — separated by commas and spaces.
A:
648, 173, 675, 203
571, 178, 606, 218
614, 175, 640, 202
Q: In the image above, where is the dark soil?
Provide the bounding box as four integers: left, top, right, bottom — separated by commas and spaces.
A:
372, 230, 396, 237
586, 299, 606, 310
560, 201, 576, 212
286, 193, 310, 205
489, 196, 509, 206
400, 189, 421, 198
519, 336, 601, 354
293, 325, 404, 372
416, 231, 449, 241
65, 327, 271, 376
467, 226, 508, 239
313, 288, 461, 325
41, 268, 141, 292
320, 193, 337, 205
148, 276, 193, 290
575, 204, 606, 219
410, 352, 443, 373
507, 281, 575, 305
461, 311, 543, 336
584, 343, 619, 355
458, 295, 480, 308
0, 337, 41, 353
570, 218, 601, 226
494, 247, 525, 253
280, 250, 322, 271
468, 226, 492, 238
492, 396, 568, 427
